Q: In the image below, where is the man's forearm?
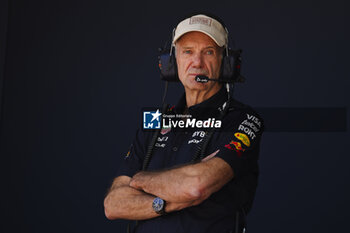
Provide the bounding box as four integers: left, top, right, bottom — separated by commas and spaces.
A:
129, 154, 233, 203
104, 176, 196, 220
130, 167, 201, 202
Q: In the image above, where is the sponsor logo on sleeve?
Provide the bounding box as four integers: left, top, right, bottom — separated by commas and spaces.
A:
224, 113, 262, 156
237, 114, 262, 141
225, 140, 245, 157
234, 133, 250, 147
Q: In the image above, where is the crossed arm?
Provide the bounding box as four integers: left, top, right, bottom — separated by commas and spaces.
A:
103, 150, 234, 220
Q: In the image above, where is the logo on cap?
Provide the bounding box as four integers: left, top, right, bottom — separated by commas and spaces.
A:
189, 17, 212, 26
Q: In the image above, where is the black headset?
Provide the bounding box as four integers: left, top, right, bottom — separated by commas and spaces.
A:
157, 13, 245, 84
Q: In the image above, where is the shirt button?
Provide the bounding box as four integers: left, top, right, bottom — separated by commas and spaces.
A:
172, 147, 178, 152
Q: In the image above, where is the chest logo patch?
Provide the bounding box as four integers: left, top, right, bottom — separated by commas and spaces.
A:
188, 139, 203, 144
234, 133, 250, 147
155, 143, 166, 148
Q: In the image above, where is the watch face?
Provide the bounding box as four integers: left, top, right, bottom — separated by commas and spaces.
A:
152, 197, 164, 212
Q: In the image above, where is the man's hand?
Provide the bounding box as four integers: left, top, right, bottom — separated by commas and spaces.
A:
104, 176, 157, 220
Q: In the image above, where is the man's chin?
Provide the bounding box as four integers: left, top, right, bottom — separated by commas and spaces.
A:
185, 79, 208, 90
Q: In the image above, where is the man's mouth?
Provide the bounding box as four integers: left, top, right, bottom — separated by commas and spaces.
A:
188, 73, 207, 77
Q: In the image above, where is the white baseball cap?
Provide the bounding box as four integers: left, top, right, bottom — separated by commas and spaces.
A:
172, 14, 228, 47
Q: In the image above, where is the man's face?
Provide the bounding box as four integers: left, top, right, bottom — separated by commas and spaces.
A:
175, 31, 223, 92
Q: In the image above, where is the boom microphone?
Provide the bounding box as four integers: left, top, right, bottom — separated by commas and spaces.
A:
195, 75, 218, 83
195, 75, 245, 84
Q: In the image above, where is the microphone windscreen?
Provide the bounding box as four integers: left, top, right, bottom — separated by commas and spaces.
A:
195, 75, 209, 83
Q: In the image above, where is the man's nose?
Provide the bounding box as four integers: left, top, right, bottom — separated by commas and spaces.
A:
192, 53, 204, 67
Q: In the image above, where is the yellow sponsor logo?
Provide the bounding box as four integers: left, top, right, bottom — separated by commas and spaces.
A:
234, 133, 250, 147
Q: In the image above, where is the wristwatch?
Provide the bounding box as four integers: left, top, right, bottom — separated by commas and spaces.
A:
152, 197, 166, 215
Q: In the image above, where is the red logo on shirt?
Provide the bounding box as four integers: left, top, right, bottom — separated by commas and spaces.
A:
224, 140, 245, 157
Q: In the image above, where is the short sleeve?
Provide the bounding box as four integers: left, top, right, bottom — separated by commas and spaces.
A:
114, 128, 149, 178
215, 108, 264, 178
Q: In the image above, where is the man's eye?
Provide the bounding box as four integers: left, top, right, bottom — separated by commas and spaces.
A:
206, 50, 214, 55
184, 50, 192, 54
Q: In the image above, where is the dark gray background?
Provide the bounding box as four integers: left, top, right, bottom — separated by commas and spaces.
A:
0, 0, 349, 232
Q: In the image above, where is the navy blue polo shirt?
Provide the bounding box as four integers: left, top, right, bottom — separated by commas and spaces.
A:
116, 87, 264, 233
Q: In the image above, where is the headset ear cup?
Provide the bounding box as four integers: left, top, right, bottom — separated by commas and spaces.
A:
221, 53, 234, 81
221, 49, 244, 83
233, 50, 245, 83
158, 47, 179, 82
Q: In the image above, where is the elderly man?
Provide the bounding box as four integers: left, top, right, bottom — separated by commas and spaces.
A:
104, 13, 263, 233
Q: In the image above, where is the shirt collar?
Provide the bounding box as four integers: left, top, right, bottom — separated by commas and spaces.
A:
174, 87, 228, 119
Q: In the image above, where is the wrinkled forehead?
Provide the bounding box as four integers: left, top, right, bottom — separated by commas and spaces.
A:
175, 31, 221, 49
